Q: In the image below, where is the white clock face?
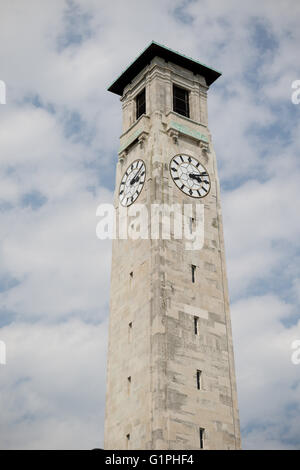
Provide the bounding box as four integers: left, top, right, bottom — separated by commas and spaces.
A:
170, 154, 210, 198
119, 159, 146, 207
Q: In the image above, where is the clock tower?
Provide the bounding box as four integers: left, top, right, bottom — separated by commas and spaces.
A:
104, 42, 241, 450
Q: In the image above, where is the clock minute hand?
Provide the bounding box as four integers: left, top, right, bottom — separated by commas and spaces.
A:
130, 166, 143, 185
189, 173, 202, 183
130, 166, 145, 185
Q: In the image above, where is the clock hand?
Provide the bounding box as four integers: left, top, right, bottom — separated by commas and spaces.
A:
189, 173, 202, 183
130, 166, 144, 185
189, 173, 209, 183
129, 173, 137, 185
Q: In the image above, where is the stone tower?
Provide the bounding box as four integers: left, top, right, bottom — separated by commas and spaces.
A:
104, 42, 241, 450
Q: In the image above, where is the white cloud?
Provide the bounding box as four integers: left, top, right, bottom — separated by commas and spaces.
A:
0, 319, 107, 449
222, 165, 300, 296
232, 294, 300, 449
0, 191, 112, 320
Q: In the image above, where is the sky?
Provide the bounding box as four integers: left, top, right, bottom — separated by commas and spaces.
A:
0, 0, 300, 450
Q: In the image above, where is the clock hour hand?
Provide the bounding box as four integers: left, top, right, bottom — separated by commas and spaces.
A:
189, 173, 202, 183
189, 173, 209, 184
130, 166, 143, 185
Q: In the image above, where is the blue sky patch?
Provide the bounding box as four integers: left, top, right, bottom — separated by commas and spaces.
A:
21, 190, 47, 210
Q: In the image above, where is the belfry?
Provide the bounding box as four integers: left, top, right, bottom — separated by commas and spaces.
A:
104, 42, 241, 450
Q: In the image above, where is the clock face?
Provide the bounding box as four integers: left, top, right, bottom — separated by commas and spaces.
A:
119, 159, 146, 207
169, 154, 211, 198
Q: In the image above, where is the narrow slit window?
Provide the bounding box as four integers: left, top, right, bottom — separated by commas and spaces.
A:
136, 88, 146, 120
127, 376, 131, 396
173, 84, 190, 118
130, 271, 133, 278
194, 316, 198, 335
191, 264, 196, 283
128, 322, 132, 343
199, 428, 205, 449
126, 433, 130, 448
196, 370, 202, 390
189, 217, 195, 234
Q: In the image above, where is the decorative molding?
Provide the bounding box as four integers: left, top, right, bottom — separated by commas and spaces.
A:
199, 140, 209, 154
138, 131, 148, 148
119, 115, 150, 154
119, 128, 143, 154
168, 128, 179, 144
119, 150, 127, 164
167, 119, 208, 144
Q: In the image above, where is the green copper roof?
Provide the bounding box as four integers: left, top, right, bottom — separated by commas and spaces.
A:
108, 41, 222, 96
